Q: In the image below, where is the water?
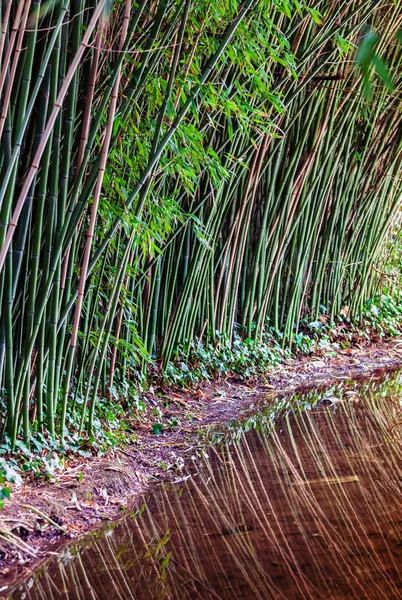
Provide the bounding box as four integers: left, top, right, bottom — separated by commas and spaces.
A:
9, 372, 402, 599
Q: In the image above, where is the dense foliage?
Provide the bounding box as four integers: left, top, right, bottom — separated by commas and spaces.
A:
0, 0, 401, 445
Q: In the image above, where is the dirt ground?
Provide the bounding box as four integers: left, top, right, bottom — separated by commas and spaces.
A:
1, 338, 402, 593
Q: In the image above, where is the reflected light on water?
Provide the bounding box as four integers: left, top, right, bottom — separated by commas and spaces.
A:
10, 373, 402, 600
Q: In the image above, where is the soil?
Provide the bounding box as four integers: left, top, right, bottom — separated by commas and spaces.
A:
1, 338, 402, 594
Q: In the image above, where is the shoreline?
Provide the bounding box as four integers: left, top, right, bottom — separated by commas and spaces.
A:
1, 338, 402, 595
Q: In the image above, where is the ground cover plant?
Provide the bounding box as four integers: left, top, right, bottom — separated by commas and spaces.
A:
0, 0, 401, 449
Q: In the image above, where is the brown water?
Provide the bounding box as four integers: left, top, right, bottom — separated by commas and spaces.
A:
9, 373, 402, 599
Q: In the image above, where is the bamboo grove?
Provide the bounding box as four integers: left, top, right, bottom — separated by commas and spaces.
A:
0, 0, 401, 443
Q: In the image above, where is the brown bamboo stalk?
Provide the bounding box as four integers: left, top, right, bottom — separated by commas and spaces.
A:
0, 0, 31, 141
70, 0, 130, 352
0, 0, 14, 68
0, 0, 107, 273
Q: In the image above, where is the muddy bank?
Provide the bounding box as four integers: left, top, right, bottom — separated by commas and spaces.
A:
1, 339, 402, 593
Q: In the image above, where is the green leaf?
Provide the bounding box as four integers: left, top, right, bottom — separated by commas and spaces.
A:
372, 55, 394, 90
0, 487, 10, 500
361, 66, 372, 99
308, 8, 323, 25
355, 31, 378, 65
152, 423, 164, 435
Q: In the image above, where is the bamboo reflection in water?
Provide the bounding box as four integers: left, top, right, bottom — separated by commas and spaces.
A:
10, 374, 402, 600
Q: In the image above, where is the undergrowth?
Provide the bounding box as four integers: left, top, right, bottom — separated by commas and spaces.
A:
164, 291, 402, 386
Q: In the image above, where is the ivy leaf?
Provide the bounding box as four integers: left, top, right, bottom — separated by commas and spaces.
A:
152, 423, 164, 435
0, 487, 10, 500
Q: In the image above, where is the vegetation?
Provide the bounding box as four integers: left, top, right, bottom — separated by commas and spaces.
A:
0, 0, 401, 447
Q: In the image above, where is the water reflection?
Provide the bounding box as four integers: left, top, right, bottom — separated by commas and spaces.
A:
10, 373, 402, 599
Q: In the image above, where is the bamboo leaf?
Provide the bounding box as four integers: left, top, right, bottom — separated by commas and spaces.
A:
372, 55, 394, 91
